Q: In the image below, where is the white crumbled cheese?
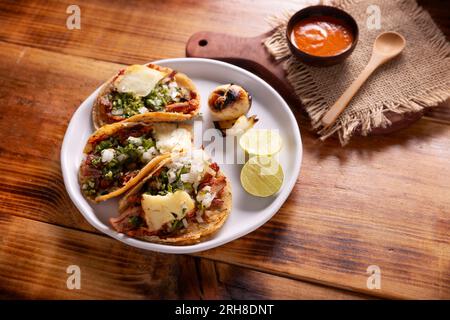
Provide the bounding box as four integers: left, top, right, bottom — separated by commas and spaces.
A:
182, 218, 188, 228
138, 106, 149, 114
168, 81, 178, 88
154, 124, 192, 154
127, 136, 142, 146
101, 149, 115, 163
111, 108, 123, 116
142, 147, 157, 162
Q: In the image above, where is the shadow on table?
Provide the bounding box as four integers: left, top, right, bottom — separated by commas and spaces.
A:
299, 117, 450, 165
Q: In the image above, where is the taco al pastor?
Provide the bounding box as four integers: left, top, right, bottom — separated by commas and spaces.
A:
111, 150, 231, 245
92, 64, 200, 129
79, 122, 192, 202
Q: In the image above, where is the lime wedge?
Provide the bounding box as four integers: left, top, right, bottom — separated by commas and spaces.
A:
240, 156, 284, 197
239, 129, 282, 156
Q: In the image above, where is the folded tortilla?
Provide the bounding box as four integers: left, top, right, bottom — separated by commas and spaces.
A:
92, 63, 200, 129
79, 121, 192, 203
112, 154, 232, 245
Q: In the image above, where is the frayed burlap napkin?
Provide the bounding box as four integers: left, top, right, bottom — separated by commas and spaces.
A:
264, 0, 450, 145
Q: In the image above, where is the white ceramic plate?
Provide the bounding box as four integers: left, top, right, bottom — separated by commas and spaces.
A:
61, 58, 302, 254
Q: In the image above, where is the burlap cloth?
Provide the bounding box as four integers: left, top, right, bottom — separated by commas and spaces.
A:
264, 0, 450, 145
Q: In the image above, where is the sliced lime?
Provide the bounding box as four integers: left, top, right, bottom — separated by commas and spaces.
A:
239, 129, 282, 156
240, 156, 284, 197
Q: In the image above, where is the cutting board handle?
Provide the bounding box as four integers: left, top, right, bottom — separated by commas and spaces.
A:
185, 31, 424, 135
186, 31, 299, 105
186, 31, 263, 63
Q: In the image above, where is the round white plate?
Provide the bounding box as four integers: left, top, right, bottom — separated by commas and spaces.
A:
61, 58, 302, 254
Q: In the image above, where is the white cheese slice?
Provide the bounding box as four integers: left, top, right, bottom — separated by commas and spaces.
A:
114, 65, 167, 97
154, 123, 192, 154
141, 190, 195, 232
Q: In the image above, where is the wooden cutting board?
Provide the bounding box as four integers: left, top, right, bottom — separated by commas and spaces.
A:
186, 30, 424, 135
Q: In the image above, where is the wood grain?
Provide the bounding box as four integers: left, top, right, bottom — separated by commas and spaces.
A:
186, 31, 428, 134
186, 30, 300, 107
0, 0, 313, 64
0, 0, 446, 122
0, 214, 369, 299
0, 41, 120, 231
0, 40, 449, 299
196, 120, 450, 299
0, 0, 449, 299
0, 214, 200, 299
199, 260, 371, 299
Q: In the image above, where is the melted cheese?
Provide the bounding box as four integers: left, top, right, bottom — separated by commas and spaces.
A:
114, 65, 167, 97
141, 190, 195, 232
154, 123, 192, 154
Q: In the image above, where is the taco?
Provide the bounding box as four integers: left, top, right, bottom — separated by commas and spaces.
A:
79, 122, 193, 202
92, 64, 200, 129
111, 149, 231, 245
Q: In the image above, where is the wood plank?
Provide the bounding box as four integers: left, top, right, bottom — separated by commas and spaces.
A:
0, 42, 120, 231
1, 0, 447, 123
196, 120, 450, 299
0, 0, 446, 67
0, 214, 202, 299
1, 40, 449, 299
198, 259, 371, 299
0, 214, 372, 299
0, 0, 314, 65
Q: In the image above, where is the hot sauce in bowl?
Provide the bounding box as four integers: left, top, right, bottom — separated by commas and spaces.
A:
286, 6, 359, 66
291, 16, 353, 57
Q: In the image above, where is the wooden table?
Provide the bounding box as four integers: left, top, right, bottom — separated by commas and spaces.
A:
0, 0, 448, 300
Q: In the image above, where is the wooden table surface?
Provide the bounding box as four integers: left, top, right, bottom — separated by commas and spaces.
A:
0, 0, 449, 300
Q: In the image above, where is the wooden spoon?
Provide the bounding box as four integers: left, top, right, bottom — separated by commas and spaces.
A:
321, 31, 406, 129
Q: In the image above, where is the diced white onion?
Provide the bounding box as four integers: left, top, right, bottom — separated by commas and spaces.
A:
226, 115, 257, 136
117, 153, 128, 162
196, 213, 204, 223
170, 89, 178, 100
168, 170, 177, 183
101, 149, 115, 163
111, 108, 123, 116
142, 147, 157, 162
138, 106, 149, 114
127, 136, 142, 145
196, 186, 215, 208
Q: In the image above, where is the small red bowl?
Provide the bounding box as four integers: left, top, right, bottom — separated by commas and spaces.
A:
286, 5, 359, 67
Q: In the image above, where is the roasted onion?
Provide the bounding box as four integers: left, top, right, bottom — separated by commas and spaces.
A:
208, 84, 252, 121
